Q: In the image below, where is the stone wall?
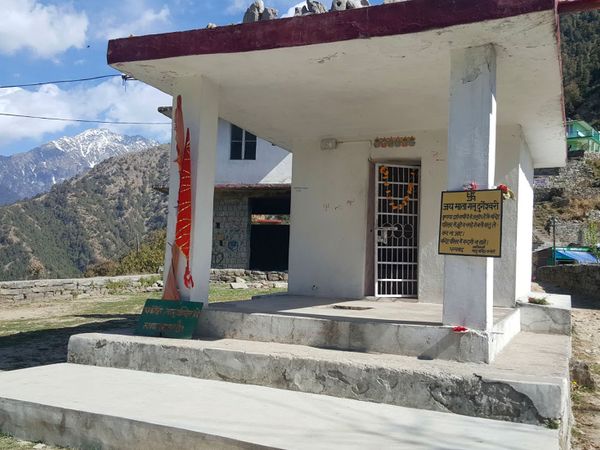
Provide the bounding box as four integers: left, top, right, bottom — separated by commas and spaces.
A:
212, 193, 251, 269
537, 265, 600, 298
0, 270, 288, 302
0, 275, 162, 302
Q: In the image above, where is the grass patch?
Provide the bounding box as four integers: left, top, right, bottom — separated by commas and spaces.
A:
139, 275, 161, 288
528, 296, 550, 305
0, 286, 286, 339
0, 432, 65, 450
105, 280, 132, 295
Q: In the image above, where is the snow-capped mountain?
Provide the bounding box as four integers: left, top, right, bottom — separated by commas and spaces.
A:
0, 129, 159, 205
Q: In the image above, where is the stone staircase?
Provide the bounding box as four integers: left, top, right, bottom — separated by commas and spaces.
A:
0, 294, 573, 449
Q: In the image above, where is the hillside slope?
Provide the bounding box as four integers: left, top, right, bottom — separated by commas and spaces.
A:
561, 10, 600, 128
0, 145, 169, 281
534, 155, 600, 247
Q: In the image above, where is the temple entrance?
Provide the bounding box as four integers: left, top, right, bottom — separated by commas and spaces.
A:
374, 164, 420, 298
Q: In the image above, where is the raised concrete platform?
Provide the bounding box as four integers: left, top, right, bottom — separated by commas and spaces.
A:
0, 364, 560, 450
517, 293, 572, 335
68, 330, 571, 443
196, 296, 521, 363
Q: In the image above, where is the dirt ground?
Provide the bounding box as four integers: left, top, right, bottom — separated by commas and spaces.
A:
569, 298, 600, 450
534, 282, 600, 450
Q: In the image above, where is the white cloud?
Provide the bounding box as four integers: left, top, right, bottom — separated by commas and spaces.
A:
0, 0, 88, 58
99, 6, 171, 40
0, 78, 172, 147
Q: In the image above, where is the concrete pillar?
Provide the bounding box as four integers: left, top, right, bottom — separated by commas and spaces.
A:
163, 76, 219, 304
443, 45, 497, 331
494, 128, 534, 306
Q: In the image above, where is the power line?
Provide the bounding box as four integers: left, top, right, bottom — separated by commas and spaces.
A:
0, 112, 170, 126
0, 74, 133, 89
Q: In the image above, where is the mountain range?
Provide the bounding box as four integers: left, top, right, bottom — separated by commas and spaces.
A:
0, 129, 159, 206
0, 145, 169, 281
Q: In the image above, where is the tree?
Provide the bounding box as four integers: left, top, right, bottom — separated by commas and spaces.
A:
583, 221, 600, 262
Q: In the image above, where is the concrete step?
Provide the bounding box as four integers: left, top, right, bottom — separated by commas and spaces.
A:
195, 296, 521, 363
68, 330, 571, 440
0, 363, 560, 450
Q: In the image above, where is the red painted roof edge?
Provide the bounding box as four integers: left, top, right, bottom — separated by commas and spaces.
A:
558, 0, 600, 13
108, 0, 555, 65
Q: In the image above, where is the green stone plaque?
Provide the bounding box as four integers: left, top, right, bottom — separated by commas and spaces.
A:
135, 299, 203, 339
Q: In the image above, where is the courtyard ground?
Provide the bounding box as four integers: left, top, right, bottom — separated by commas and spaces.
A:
0, 283, 597, 449
534, 282, 600, 450
567, 296, 600, 450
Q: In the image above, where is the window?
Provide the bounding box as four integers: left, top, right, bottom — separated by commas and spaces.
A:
230, 124, 257, 160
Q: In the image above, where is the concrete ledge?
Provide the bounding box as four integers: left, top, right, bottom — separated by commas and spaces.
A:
68, 331, 570, 430
0, 364, 560, 450
0, 397, 263, 450
197, 298, 520, 363
517, 293, 571, 335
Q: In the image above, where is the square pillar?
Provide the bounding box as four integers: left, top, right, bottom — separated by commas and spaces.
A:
443, 45, 497, 331
163, 76, 219, 305
494, 128, 535, 306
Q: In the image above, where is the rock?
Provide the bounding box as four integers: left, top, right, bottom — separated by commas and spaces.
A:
230, 282, 248, 290
551, 196, 570, 208
260, 7, 278, 20
330, 0, 369, 11
235, 277, 247, 284
33, 445, 47, 450
297, 0, 327, 15
571, 359, 596, 389
243, 1, 265, 23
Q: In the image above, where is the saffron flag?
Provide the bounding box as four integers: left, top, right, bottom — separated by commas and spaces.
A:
163, 95, 195, 300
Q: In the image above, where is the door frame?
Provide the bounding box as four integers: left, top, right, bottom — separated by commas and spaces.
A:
365, 160, 421, 298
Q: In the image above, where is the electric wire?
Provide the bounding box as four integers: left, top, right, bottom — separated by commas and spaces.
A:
0, 74, 132, 89
0, 112, 170, 126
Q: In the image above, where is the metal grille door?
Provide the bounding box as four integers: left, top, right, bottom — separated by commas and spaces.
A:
375, 164, 419, 297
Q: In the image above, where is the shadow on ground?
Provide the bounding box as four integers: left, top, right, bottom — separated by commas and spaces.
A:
0, 315, 138, 371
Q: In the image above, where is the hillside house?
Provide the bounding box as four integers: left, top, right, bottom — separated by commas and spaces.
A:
567, 119, 600, 156
159, 106, 292, 271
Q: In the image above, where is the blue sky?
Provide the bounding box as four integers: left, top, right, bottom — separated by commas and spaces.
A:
0, 0, 382, 156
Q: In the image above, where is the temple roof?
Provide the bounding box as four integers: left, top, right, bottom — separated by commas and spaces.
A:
108, 0, 567, 167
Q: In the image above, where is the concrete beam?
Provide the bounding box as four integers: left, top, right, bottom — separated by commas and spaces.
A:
443, 44, 497, 331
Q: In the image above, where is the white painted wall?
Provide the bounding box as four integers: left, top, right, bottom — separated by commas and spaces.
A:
288, 131, 448, 301
215, 119, 292, 185
288, 139, 369, 299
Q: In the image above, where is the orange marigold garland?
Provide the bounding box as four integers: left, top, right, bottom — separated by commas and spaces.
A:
379, 166, 416, 212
